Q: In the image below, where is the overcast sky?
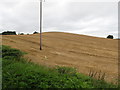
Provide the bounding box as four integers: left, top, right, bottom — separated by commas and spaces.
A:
0, 0, 119, 38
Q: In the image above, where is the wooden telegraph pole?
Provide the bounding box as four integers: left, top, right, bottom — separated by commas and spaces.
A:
40, 0, 42, 50
40, 0, 45, 50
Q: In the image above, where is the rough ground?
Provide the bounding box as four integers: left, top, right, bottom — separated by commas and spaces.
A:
1, 32, 118, 83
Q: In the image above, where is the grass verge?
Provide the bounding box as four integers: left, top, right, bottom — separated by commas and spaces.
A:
1, 45, 118, 88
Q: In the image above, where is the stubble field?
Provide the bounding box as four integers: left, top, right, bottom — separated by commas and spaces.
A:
1, 32, 118, 83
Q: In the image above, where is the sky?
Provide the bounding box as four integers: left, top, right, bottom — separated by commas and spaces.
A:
0, 0, 119, 38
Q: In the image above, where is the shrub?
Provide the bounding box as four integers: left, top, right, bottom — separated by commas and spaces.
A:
107, 35, 113, 39
55, 66, 76, 75
2, 45, 23, 61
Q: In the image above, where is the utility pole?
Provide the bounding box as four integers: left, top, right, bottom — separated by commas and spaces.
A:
40, 0, 45, 50
40, 0, 42, 50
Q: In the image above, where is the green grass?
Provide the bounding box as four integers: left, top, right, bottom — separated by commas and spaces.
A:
1, 45, 118, 88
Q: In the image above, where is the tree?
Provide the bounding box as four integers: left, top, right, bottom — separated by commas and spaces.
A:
33, 31, 39, 34
107, 35, 113, 39
2, 31, 16, 35
19, 33, 24, 35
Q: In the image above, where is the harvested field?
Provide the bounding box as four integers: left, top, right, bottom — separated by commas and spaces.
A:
1, 32, 119, 83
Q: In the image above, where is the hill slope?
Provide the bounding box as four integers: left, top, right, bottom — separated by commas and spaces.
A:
1, 32, 118, 83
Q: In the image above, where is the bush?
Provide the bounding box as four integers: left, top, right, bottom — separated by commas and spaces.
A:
2, 45, 24, 61
55, 66, 76, 75
107, 35, 114, 39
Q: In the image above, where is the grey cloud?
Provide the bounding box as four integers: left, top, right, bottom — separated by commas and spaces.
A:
43, 2, 118, 38
0, 0, 118, 38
